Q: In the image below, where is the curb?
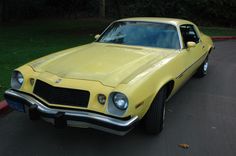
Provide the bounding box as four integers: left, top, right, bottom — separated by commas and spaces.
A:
211, 36, 236, 41
0, 100, 9, 114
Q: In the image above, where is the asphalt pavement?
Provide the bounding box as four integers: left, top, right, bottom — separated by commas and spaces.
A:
0, 40, 236, 156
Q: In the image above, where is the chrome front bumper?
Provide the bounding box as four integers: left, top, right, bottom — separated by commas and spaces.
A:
4, 89, 139, 135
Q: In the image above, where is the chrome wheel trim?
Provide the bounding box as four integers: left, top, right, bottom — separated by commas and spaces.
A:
162, 105, 166, 121
203, 61, 208, 74
162, 104, 166, 128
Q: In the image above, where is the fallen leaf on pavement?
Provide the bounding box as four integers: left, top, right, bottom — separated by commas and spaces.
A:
178, 144, 190, 149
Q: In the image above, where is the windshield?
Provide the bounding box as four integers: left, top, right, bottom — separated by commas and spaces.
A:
98, 21, 180, 49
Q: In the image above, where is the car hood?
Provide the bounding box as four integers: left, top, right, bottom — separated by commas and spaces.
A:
29, 43, 175, 87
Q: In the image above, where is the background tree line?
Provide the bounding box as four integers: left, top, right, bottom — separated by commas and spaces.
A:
0, 0, 235, 26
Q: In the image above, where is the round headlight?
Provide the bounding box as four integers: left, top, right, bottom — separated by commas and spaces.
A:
16, 72, 24, 84
113, 93, 128, 110
11, 71, 24, 89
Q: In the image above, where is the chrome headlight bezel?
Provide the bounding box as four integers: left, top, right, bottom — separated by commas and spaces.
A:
112, 92, 129, 110
11, 71, 24, 89
108, 92, 129, 116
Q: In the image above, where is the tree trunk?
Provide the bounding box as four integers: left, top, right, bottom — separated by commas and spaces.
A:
114, 0, 121, 18
0, 0, 6, 22
0, 0, 3, 22
99, 0, 105, 18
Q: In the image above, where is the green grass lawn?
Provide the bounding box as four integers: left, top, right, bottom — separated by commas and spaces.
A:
0, 19, 110, 100
200, 27, 236, 36
0, 19, 236, 100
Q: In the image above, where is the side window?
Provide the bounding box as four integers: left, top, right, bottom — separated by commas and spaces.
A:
180, 25, 199, 47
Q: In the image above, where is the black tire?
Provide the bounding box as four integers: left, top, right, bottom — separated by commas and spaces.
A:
144, 87, 167, 134
195, 56, 209, 78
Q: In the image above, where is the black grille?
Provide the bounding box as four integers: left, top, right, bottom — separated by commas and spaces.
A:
33, 80, 90, 107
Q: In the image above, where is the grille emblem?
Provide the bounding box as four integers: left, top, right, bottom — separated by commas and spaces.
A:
55, 79, 62, 84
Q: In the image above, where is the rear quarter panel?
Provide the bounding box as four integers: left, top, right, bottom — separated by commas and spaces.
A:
200, 32, 214, 52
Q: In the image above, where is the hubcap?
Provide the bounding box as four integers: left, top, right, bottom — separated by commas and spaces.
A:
203, 61, 208, 73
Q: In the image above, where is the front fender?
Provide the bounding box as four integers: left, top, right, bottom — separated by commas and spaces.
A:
114, 67, 175, 119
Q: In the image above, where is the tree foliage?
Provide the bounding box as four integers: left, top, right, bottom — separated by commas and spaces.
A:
0, 0, 235, 26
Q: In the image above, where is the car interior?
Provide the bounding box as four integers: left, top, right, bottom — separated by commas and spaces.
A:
180, 25, 200, 47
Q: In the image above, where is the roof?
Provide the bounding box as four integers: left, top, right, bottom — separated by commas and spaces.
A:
117, 17, 194, 26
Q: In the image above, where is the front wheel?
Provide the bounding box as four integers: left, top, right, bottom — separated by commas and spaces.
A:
143, 87, 167, 134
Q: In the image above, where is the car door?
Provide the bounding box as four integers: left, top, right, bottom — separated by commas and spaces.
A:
174, 24, 205, 87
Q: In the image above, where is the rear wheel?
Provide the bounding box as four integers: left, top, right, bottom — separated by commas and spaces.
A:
195, 56, 209, 78
144, 87, 167, 134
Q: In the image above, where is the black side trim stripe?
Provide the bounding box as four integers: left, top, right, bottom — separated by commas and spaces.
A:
176, 53, 208, 79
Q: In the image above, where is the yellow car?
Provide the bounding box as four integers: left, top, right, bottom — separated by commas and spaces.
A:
5, 17, 214, 135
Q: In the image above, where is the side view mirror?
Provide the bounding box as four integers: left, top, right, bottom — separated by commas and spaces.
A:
94, 34, 101, 40
187, 41, 196, 48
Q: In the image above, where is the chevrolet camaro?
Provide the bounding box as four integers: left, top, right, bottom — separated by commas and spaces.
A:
4, 17, 214, 135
